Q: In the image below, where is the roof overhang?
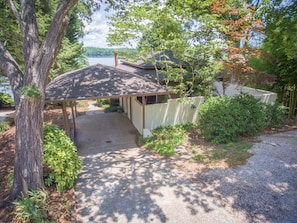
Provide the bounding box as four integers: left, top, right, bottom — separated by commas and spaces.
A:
45, 64, 169, 102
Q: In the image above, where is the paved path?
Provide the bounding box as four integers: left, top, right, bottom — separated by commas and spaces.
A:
0, 110, 14, 122
74, 112, 297, 223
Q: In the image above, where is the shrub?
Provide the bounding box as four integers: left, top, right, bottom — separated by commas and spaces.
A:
43, 124, 82, 192
13, 189, 48, 223
233, 93, 266, 135
0, 121, 10, 134
97, 98, 110, 107
264, 102, 287, 128
0, 92, 14, 108
198, 94, 266, 143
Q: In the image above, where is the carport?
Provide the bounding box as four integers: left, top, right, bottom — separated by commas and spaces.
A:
45, 64, 169, 137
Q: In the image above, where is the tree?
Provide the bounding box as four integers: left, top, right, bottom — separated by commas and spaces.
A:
210, 0, 276, 95
108, 0, 224, 97
0, 1, 90, 82
261, 0, 297, 117
0, 0, 79, 202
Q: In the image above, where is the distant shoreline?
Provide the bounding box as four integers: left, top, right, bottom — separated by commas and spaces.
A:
85, 56, 114, 58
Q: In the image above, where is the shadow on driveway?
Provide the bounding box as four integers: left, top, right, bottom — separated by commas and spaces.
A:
74, 112, 240, 223
74, 112, 297, 223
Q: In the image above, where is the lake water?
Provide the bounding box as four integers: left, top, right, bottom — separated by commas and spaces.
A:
87, 57, 115, 66
0, 83, 13, 99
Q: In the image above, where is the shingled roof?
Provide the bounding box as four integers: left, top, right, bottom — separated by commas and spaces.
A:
45, 64, 169, 102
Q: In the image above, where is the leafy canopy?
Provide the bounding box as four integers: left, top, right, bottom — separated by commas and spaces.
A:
108, 0, 224, 97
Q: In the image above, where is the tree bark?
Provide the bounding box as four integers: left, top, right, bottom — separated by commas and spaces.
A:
10, 96, 44, 200
0, 0, 79, 201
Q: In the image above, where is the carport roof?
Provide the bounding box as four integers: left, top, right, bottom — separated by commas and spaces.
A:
45, 64, 169, 102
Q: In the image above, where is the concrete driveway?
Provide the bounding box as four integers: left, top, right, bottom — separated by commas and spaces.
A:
74, 112, 297, 223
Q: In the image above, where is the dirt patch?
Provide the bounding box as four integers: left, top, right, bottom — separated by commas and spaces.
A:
166, 119, 297, 178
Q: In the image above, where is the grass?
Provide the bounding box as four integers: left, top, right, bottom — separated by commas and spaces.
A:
141, 124, 254, 167
210, 141, 253, 167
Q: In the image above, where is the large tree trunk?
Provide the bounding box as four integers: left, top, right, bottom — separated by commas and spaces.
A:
0, 0, 79, 202
9, 96, 44, 200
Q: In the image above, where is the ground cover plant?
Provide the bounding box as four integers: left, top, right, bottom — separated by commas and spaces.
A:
43, 124, 82, 192
0, 120, 10, 134
0, 109, 78, 222
140, 124, 197, 156
141, 123, 254, 168
9, 123, 82, 222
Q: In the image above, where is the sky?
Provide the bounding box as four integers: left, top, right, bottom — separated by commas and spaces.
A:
81, 8, 114, 48
81, 10, 110, 48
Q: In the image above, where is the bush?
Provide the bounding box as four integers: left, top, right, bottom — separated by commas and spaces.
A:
0, 121, 10, 134
0, 92, 14, 108
264, 102, 287, 128
13, 189, 48, 223
97, 98, 110, 107
198, 94, 266, 143
43, 124, 82, 192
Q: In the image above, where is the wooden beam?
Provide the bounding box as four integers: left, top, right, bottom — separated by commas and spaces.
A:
71, 101, 76, 135
129, 97, 132, 120
62, 102, 70, 137
142, 96, 146, 131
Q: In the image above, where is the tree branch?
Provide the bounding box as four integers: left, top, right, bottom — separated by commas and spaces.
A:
0, 42, 24, 105
7, 0, 21, 23
36, 0, 79, 86
20, 0, 39, 78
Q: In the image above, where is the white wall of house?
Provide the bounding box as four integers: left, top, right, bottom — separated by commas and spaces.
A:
131, 97, 143, 134
145, 97, 204, 130
120, 97, 131, 119
122, 96, 204, 135
213, 81, 277, 104
120, 84, 277, 136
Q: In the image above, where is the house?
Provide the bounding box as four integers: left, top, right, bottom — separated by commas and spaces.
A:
45, 52, 277, 138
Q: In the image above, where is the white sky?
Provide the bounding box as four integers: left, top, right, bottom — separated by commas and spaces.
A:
81, 9, 112, 48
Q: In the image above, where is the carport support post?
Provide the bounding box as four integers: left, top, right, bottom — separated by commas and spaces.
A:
142, 96, 146, 132
71, 101, 76, 133
62, 101, 70, 137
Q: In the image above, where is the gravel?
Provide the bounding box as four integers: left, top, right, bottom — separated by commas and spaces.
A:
75, 112, 297, 223
195, 130, 297, 223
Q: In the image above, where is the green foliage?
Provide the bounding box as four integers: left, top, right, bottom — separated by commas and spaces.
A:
212, 141, 253, 167
264, 102, 287, 128
198, 94, 266, 143
13, 189, 48, 223
6, 170, 14, 188
0, 121, 10, 134
49, 38, 86, 80
43, 124, 82, 192
107, 105, 118, 112
21, 83, 42, 99
108, 1, 223, 97
0, 0, 91, 80
97, 98, 110, 107
141, 123, 197, 156
192, 154, 204, 161
261, 1, 297, 117
0, 92, 14, 108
